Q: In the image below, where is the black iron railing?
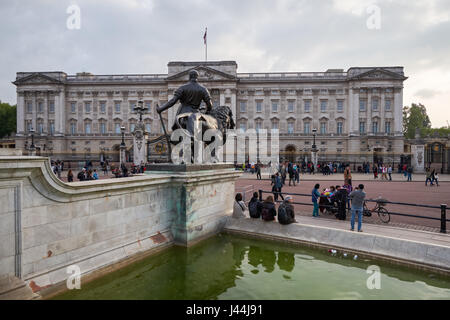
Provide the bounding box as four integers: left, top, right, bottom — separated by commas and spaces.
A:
258, 190, 448, 233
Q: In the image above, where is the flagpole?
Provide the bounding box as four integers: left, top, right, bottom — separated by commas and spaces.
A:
205, 27, 207, 62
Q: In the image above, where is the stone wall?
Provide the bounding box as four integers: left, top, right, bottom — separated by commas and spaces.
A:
0, 155, 240, 293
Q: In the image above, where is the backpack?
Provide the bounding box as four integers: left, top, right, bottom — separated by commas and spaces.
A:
249, 199, 260, 218
278, 203, 288, 224
261, 205, 273, 221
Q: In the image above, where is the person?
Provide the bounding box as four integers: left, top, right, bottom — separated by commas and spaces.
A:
261, 195, 277, 221
433, 172, 440, 186
77, 168, 86, 181
248, 192, 262, 218
407, 166, 413, 182
272, 173, 284, 202
295, 164, 300, 183
425, 167, 433, 186
388, 165, 392, 181
86, 169, 94, 180
349, 184, 366, 232
93, 169, 99, 180
344, 166, 352, 185
233, 193, 247, 219
381, 165, 388, 180
288, 164, 295, 186
332, 185, 348, 220
256, 163, 262, 180
312, 183, 321, 217
67, 169, 74, 182
278, 195, 296, 225
373, 165, 378, 179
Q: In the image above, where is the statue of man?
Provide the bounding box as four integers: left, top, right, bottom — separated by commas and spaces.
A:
156, 69, 213, 118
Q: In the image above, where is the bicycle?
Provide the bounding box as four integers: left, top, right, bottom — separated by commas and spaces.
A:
363, 198, 390, 223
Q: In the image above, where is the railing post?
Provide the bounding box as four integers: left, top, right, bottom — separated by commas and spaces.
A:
259, 189, 263, 202
440, 204, 447, 234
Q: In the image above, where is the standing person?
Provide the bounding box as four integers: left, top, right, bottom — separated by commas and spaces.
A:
67, 169, 74, 183
93, 169, 99, 180
295, 164, 300, 184
278, 195, 297, 225
288, 164, 295, 186
433, 172, 440, 187
373, 165, 378, 179
77, 168, 86, 181
256, 163, 262, 180
248, 192, 262, 218
344, 166, 352, 186
425, 167, 433, 186
281, 164, 287, 185
388, 165, 392, 181
233, 193, 247, 219
381, 165, 388, 180
312, 183, 321, 217
332, 185, 348, 220
273, 173, 284, 202
407, 166, 413, 182
261, 195, 277, 221
349, 184, 366, 232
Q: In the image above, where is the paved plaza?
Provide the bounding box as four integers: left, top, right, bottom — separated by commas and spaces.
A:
236, 172, 450, 233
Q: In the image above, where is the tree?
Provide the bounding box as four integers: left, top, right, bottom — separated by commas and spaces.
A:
0, 102, 16, 138
402, 103, 431, 139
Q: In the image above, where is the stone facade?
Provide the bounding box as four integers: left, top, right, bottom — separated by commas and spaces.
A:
13, 61, 407, 164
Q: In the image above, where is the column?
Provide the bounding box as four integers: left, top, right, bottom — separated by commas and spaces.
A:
16, 91, 25, 135
230, 88, 237, 127
393, 87, 403, 136
59, 89, 66, 135
31, 92, 37, 130
43, 91, 48, 135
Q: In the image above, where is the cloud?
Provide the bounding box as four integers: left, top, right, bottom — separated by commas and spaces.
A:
0, 0, 450, 126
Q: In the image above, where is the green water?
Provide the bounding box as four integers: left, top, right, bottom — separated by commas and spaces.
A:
54, 234, 450, 300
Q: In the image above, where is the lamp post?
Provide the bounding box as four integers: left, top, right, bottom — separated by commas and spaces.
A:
29, 127, 36, 156
120, 126, 126, 165
311, 128, 318, 171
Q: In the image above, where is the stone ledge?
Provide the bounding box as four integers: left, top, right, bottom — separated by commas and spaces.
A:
146, 163, 234, 172
224, 218, 450, 275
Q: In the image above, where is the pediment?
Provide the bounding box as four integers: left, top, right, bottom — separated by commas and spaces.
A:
13, 73, 64, 85
166, 66, 236, 82
350, 68, 407, 81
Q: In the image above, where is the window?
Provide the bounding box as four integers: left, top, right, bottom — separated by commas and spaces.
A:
85, 122, 91, 134
85, 102, 91, 113
271, 101, 278, 112
240, 101, 246, 113
27, 102, 32, 113
130, 101, 136, 112
320, 122, 327, 134
256, 101, 262, 113
372, 121, 379, 134
304, 122, 311, 134
26, 121, 32, 132
145, 101, 151, 110
359, 99, 366, 111
385, 99, 391, 111
70, 102, 76, 113
288, 101, 294, 112
372, 98, 379, 111
49, 121, 55, 135
37, 122, 43, 133
304, 100, 311, 112
49, 101, 55, 113
115, 123, 121, 134
70, 122, 76, 135
320, 100, 327, 112
385, 121, 391, 134
359, 121, 366, 134
130, 123, 136, 132
287, 122, 294, 134
337, 100, 344, 112
100, 122, 106, 134
255, 121, 262, 133
239, 122, 246, 133
38, 102, 43, 113
272, 121, 278, 130
337, 122, 343, 135
145, 123, 151, 133
115, 101, 121, 113
100, 101, 106, 113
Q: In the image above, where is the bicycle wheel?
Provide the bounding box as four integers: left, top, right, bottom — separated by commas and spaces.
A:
378, 207, 390, 223
363, 204, 372, 217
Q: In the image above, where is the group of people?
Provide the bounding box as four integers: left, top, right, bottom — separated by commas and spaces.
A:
425, 167, 440, 186
69, 167, 99, 181
233, 192, 297, 225
50, 160, 65, 179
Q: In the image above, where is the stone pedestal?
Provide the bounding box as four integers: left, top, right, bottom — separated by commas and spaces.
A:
311, 150, 318, 172
132, 124, 147, 165
146, 163, 242, 246
119, 144, 126, 164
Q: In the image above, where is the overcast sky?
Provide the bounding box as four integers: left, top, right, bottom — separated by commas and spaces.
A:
1, 0, 449, 127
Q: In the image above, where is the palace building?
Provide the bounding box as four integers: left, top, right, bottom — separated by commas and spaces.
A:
13, 60, 407, 165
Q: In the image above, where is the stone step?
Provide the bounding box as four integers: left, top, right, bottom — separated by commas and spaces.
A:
0, 275, 39, 300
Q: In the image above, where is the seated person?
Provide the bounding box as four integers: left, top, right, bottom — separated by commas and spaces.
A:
248, 192, 263, 218
233, 193, 247, 219
278, 195, 297, 225
261, 195, 277, 221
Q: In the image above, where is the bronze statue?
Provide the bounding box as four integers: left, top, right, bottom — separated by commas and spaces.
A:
156, 69, 235, 163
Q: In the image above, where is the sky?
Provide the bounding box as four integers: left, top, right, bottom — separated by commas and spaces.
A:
1, 0, 449, 127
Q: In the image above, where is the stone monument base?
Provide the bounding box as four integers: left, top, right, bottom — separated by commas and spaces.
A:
145, 163, 241, 247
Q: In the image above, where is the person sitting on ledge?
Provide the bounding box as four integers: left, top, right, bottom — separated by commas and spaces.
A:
261, 195, 277, 222
278, 195, 297, 225
233, 193, 248, 219
248, 192, 262, 219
